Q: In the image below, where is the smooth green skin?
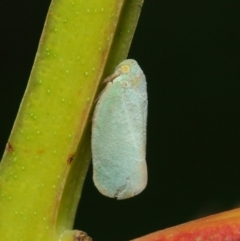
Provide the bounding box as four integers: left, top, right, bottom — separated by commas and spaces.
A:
0, 0, 144, 240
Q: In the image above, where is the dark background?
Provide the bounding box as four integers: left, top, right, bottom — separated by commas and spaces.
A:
1, 1, 240, 241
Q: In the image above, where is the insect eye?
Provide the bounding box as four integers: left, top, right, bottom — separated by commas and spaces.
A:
121, 64, 130, 73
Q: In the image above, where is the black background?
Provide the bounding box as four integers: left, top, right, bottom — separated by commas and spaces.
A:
1, 1, 240, 241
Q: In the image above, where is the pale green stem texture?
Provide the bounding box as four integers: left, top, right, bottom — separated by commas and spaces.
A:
0, 0, 144, 240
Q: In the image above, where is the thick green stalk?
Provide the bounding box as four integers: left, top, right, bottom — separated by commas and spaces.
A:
0, 0, 144, 240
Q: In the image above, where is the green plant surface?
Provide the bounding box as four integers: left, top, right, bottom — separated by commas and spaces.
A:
0, 0, 144, 240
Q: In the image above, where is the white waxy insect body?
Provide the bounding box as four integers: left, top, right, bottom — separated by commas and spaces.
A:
91, 59, 148, 200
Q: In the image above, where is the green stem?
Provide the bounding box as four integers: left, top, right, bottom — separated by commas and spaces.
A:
0, 0, 144, 240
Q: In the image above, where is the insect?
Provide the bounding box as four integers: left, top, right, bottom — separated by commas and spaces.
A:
91, 59, 148, 200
